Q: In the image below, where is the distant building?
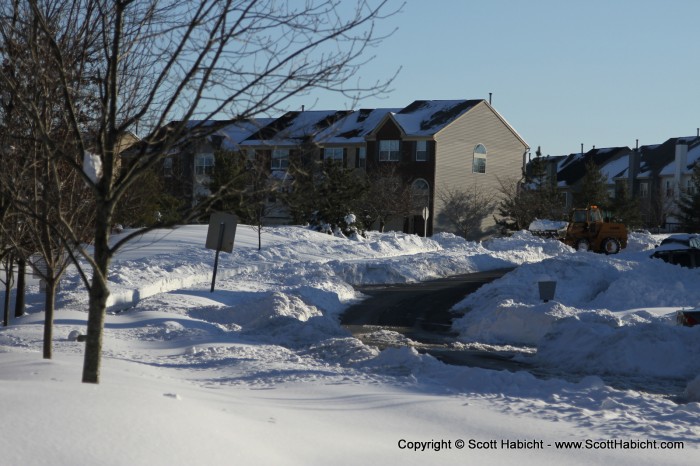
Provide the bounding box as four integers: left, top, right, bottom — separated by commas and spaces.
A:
531, 136, 700, 231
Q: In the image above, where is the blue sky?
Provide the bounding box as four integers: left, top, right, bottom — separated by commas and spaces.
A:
289, 0, 700, 157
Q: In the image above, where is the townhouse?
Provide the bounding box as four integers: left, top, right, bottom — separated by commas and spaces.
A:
161, 99, 530, 239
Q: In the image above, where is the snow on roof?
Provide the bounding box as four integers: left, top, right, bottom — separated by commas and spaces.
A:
314, 108, 400, 144
243, 110, 352, 146
659, 141, 700, 176
660, 161, 675, 177
216, 118, 275, 150
601, 153, 629, 181
391, 99, 482, 136
557, 153, 584, 171
685, 143, 700, 173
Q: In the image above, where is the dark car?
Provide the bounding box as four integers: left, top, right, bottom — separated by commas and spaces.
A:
677, 309, 700, 327
650, 234, 700, 268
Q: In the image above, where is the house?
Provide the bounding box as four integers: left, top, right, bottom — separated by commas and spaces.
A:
158, 119, 273, 208
551, 146, 632, 208
365, 100, 529, 237
313, 107, 400, 170
532, 135, 700, 231
160, 99, 529, 238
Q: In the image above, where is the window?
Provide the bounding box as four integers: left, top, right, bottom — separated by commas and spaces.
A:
640, 181, 649, 198
411, 179, 430, 212
246, 149, 256, 163
666, 180, 674, 197
324, 147, 344, 163
472, 144, 487, 173
195, 153, 214, 175
272, 149, 289, 170
163, 157, 173, 177
687, 178, 697, 195
572, 210, 587, 223
379, 140, 400, 162
357, 147, 366, 169
416, 140, 427, 162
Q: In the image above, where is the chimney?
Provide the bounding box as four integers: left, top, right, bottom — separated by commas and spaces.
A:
301, 105, 305, 112
628, 144, 640, 196
488, 93, 492, 105
674, 141, 688, 197
581, 143, 584, 154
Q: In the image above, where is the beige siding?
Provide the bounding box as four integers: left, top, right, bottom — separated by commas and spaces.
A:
433, 102, 527, 238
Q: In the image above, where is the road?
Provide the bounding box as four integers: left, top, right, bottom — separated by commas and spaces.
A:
340, 268, 531, 371
340, 268, 686, 398
341, 268, 513, 335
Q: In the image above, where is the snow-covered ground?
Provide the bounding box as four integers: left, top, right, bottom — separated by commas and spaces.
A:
1, 225, 699, 465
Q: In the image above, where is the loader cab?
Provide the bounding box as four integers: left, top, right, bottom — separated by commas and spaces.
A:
571, 207, 602, 224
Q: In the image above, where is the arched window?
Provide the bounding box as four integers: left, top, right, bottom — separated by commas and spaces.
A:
411, 179, 430, 212
473, 144, 487, 173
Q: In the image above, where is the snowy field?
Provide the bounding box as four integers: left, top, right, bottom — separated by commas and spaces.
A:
1, 225, 700, 465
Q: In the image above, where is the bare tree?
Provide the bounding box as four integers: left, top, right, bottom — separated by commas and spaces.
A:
0, 0, 96, 356
363, 165, 413, 232
495, 175, 566, 232
437, 185, 496, 240
208, 149, 277, 250
0, 0, 400, 383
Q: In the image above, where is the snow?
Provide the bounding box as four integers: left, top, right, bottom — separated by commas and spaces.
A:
392, 100, 479, 136
82, 151, 102, 183
529, 219, 568, 231
2, 226, 700, 464
601, 153, 630, 181
314, 108, 400, 144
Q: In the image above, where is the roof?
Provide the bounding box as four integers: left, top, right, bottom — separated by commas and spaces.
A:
658, 136, 700, 177
391, 99, 483, 136
601, 153, 630, 182
314, 108, 401, 144
216, 119, 275, 150
242, 110, 352, 146
637, 136, 700, 178
555, 146, 632, 187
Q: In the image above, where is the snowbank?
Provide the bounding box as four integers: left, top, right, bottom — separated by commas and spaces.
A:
2, 226, 700, 465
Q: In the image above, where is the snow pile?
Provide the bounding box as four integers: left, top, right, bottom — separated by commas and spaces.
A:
2, 225, 700, 464
528, 219, 568, 231
452, 234, 700, 379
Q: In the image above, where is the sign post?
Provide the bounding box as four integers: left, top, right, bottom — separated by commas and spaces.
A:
205, 212, 238, 292
421, 206, 430, 238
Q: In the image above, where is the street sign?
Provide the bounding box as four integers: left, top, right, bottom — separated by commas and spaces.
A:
421, 206, 429, 238
205, 212, 238, 292
421, 207, 429, 220
205, 212, 238, 253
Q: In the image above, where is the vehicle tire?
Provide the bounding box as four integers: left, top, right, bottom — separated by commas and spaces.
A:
576, 239, 590, 252
602, 237, 621, 255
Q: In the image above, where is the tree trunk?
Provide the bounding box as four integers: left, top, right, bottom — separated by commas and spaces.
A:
82, 209, 112, 384
42, 278, 57, 359
15, 257, 25, 318
3, 256, 13, 327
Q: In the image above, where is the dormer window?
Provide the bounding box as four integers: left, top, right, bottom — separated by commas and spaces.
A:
379, 140, 400, 162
